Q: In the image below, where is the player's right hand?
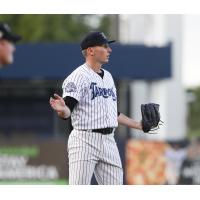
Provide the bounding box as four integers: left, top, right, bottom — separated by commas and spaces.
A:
49, 93, 66, 112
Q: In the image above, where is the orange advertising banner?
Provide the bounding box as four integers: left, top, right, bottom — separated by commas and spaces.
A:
126, 140, 168, 185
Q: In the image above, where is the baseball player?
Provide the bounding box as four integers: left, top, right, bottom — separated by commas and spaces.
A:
0, 23, 21, 68
49, 31, 161, 185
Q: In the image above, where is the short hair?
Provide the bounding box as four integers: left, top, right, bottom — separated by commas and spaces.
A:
81, 49, 87, 58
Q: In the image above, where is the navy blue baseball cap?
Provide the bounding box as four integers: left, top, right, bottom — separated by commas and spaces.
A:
0, 23, 21, 43
80, 31, 115, 50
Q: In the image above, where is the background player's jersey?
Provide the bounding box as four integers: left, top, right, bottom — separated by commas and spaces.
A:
62, 63, 118, 130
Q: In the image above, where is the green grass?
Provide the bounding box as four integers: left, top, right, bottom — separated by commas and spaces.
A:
0, 146, 39, 157
0, 179, 68, 185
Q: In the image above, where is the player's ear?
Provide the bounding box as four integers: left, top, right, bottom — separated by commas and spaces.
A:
88, 47, 95, 56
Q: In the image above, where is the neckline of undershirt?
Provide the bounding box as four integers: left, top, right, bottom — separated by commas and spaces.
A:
85, 63, 104, 79
96, 69, 104, 79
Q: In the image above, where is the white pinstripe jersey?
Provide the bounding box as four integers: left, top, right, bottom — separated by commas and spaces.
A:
62, 63, 118, 130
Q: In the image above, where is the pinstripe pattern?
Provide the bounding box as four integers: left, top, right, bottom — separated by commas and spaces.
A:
62, 63, 118, 129
68, 129, 123, 185
63, 63, 122, 185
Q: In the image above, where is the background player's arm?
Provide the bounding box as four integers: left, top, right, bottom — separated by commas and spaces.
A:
118, 113, 142, 130
49, 93, 71, 119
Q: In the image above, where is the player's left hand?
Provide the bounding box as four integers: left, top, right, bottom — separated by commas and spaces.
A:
141, 103, 163, 133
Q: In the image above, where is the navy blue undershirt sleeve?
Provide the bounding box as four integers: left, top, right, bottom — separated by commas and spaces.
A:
64, 96, 78, 112
59, 96, 78, 120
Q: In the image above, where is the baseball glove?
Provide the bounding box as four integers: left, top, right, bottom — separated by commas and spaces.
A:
141, 103, 162, 133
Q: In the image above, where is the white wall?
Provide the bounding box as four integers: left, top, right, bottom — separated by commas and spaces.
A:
118, 14, 187, 140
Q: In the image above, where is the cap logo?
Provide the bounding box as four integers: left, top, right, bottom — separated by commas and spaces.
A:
100, 32, 107, 39
4, 23, 11, 32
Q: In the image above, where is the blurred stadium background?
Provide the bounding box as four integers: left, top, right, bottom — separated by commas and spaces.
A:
0, 14, 200, 185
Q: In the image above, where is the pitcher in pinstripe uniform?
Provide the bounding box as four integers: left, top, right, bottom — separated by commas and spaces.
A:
50, 31, 143, 185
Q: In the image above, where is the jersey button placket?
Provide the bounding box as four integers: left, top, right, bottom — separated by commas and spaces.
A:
102, 77, 109, 125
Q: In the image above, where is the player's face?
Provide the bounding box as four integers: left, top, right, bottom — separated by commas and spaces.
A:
0, 39, 15, 66
92, 43, 112, 64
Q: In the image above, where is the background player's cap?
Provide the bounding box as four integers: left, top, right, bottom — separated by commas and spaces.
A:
0, 23, 21, 43
80, 31, 115, 50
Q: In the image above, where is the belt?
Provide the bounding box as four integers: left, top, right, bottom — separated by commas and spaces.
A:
82, 127, 115, 135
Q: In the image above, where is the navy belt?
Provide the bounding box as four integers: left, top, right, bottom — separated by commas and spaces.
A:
82, 128, 115, 134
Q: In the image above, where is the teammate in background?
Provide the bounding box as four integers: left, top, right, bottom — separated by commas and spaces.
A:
49, 31, 159, 185
0, 23, 21, 68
